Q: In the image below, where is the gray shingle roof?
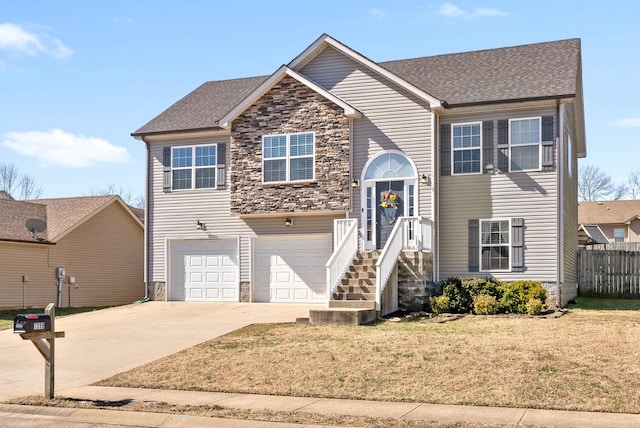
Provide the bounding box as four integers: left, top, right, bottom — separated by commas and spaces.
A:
133, 38, 581, 135
381, 38, 581, 106
580, 224, 609, 244
133, 76, 269, 136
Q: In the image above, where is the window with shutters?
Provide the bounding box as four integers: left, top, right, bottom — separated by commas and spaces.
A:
171, 144, 217, 190
480, 219, 510, 272
262, 132, 314, 183
452, 122, 482, 174
509, 117, 541, 171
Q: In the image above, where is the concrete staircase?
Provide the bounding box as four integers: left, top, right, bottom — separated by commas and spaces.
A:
309, 251, 379, 325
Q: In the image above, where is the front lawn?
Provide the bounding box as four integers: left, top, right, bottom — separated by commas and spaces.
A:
97, 298, 640, 414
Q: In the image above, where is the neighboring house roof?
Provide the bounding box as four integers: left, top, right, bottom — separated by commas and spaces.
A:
579, 224, 609, 245
0, 190, 15, 200
578, 200, 640, 225
132, 36, 582, 137
1, 195, 144, 244
0, 199, 49, 243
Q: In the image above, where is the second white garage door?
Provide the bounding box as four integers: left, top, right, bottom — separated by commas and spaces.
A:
254, 234, 332, 303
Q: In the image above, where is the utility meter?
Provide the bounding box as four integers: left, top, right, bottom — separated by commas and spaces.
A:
56, 267, 66, 279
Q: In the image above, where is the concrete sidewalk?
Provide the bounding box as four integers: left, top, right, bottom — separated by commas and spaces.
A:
2, 385, 640, 427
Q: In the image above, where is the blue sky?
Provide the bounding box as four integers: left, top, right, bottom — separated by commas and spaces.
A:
1, 1, 639, 201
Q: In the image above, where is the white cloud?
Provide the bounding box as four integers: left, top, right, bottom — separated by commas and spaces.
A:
370, 7, 388, 20
438, 3, 507, 19
0, 23, 73, 59
612, 117, 640, 128
3, 129, 130, 168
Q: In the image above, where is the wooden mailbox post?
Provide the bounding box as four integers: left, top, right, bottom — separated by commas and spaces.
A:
15, 303, 65, 398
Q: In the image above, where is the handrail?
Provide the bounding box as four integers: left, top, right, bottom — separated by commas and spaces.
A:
325, 219, 359, 303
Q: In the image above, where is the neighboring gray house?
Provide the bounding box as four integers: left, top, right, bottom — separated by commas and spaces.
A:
133, 34, 585, 312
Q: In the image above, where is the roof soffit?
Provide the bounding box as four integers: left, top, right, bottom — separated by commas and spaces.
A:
288, 34, 442, 108
218, 65, 361, 128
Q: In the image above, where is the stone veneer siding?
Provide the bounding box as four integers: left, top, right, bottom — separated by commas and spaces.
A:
231, 76, 351, 215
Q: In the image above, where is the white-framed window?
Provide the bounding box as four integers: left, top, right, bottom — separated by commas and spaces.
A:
171, 144, 217, 190
613, 228, 625, 243
480, 219, 511, 271
262, 132, 314, 183
510, 117, 541, 172
452, 122, 482, 175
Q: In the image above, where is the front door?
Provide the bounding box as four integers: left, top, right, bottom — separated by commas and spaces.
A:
376, 180, 404, 249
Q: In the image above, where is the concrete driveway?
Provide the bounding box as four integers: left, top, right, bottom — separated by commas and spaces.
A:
0, 302, 319, 402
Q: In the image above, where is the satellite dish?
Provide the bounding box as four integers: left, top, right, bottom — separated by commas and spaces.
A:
26, 218, 47, 239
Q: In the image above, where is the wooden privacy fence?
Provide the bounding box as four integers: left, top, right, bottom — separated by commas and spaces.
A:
578, 249, 640, 298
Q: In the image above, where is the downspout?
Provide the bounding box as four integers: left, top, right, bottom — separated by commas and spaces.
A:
431, 111, 439, 282
556, 100, 563, 307
141, 136, 151, 301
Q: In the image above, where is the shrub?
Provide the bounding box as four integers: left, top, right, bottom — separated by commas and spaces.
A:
473, 294, 499, 315
429, 295, 451, 314
499, 280, 547, 314
525, 298, 544, 315
440, 277, 471, 313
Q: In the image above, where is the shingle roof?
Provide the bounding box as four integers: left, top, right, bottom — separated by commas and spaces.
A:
381, 38, 581, 106
133, 76, 269, 136
0, 199, 48, 242
578, 200, 640, 224
132, 38, 581, 136
26, 196, 116, 240
0, 190, 15, 200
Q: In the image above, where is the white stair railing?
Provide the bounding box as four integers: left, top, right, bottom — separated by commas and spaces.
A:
375, 217, 432, 311
325, 219, 359, 304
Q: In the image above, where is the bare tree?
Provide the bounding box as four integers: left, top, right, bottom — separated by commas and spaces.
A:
86, 184, 144, 208
628, 170, 640, 199
578, 165, 625, 202
0, 162, 43, 200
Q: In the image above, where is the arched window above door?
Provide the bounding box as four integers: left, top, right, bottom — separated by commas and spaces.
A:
363, 152, 416, 180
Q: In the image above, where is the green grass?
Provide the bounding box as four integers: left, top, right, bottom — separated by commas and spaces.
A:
0, 306, 115, 330
568, 297, 640, 310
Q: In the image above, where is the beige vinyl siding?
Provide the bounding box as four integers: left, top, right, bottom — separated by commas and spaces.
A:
48, 202, 144, 306
438, 106, 559, 282
299, 47, 433, 220
0, 242, 53, 309
561, 102, 579, 290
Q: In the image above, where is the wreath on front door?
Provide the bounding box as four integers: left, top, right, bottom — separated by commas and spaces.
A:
380, 190, 398, 209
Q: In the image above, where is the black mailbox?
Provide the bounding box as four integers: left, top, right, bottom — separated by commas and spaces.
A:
13, 314, 52, 334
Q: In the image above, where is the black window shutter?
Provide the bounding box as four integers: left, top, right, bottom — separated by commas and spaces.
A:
468, 219, 480, 272
497, 119, 509, 172
440, 123, 451, 176
482, 121, 494, 174
511, 218, 524, 272
541, 116, 555, 170
216, 143, 226, 189
163, 147, 172, 193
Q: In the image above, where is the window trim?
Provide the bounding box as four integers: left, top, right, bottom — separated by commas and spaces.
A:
451, 121, 482, 175
509, 116, 542, 172
613, 227, 625, 243
170, 143, 218, 191
479, 218, 511, 272
262, 131, 315, 183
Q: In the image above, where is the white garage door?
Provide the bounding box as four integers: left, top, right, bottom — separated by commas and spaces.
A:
254, 234, 331, 303
169, 239, 238, 302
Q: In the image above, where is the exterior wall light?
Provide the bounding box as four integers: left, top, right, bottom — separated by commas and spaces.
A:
352, 179, 360, 188
285, 217, 294, 227
196, 220, 205, 230
420, 174, 431, 186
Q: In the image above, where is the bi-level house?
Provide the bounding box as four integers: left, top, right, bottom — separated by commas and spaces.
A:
132, 34, 585, 319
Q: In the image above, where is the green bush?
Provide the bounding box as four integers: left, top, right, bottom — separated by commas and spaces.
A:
499, 280, 547, 314
440, 277, 471, 313
429, 295, 451, 314
473, 294, 499, 315
525, 298, 544, 315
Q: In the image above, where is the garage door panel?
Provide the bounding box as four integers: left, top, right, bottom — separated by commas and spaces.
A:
170, 239, 239, 302
254, 235, 331, 303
